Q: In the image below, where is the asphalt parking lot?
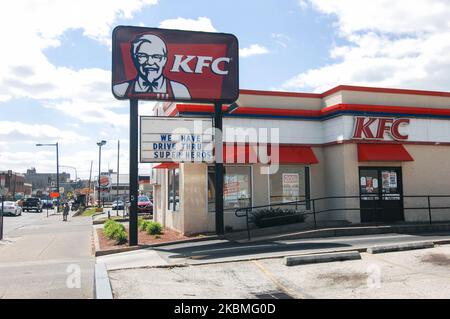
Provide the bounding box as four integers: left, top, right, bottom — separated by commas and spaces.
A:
108, 244, 450, 299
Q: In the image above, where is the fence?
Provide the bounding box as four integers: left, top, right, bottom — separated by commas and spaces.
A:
235, 194, 450, 240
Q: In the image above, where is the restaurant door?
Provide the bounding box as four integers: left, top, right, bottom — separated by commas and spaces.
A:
359, 167, 404, 223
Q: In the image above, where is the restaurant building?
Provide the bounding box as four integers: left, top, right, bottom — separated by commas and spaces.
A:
151, 85, 450, 235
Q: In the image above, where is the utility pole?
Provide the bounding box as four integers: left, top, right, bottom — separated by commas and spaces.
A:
97, 141, 107, 207
88, 160, 93, 206
56, 142, 60, 212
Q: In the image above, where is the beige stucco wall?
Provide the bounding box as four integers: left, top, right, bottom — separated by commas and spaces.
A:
321, 143, 450, 224
401, 145, 450, 222
181, 163, 209, 235
237, 93, 322, 110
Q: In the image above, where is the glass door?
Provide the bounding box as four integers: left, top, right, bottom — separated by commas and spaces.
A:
359, 167, 404, 223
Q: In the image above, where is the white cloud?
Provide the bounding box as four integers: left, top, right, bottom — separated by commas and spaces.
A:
272, 33, 291, 48
159, 17, 217, 32
0, 1, 158, 177
0, 0, 157, 104
283, 0, 450, 92
239, 44, 270, 58
0, 121, 89, 144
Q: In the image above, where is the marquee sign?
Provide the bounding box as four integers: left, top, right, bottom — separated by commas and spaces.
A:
140, 117, 214, 163
352, 117, 410, 141
111, 26, 239, 103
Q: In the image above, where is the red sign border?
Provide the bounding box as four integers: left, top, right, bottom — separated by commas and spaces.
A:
111, 25, 240, 104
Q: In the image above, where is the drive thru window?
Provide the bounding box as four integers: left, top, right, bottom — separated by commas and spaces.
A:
269, 165, 310, 209
167, 168, 180, 211
208, 166, 252, 212
359, 167, 404, 223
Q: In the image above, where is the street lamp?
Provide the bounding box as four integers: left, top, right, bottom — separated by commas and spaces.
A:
36, 143, 59, 212
97, 140, 107, 207
59, 165, 77, 181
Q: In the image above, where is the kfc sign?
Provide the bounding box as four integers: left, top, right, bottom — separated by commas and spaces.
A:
352, 117, 410, 141
111, 26, 239, 103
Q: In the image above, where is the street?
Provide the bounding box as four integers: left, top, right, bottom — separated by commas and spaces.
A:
2, 210, 46, 235
0, 211, 94, 299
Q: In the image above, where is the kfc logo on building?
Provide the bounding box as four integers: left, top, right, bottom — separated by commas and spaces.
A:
352, 117, 410, 141
112, 26, 239, 103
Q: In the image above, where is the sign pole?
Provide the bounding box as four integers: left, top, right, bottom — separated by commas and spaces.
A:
214, 102, 224, 235
117, 139, 120, 217
0, 196, 4, 240
129, 99, 139, 246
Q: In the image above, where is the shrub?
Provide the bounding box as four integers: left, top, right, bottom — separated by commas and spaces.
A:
104, 219, 115, 228
103, 219, 127, 244
137, 217, 144, 228
251, 208, 305, 228
115, 230, 128, 245
146, 221, 163, 235
225, 225, 233, 233
140, 220, 151, 232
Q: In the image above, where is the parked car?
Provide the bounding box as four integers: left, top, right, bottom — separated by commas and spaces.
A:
41, 199, 54, 209
23, 197, 43, 213
1, 201, 22, 216
137, 196, 153, 214
112, 200, 124, 210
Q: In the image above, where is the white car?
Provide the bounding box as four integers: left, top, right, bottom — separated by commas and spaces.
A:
1, 201, 22, 216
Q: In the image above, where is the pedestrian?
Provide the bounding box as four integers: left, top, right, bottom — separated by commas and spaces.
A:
63, 202, 69, 221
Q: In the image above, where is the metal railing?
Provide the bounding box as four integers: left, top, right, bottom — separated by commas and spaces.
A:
235, 194, 450, 240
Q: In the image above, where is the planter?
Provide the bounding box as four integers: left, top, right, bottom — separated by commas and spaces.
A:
255, 214, 304, 228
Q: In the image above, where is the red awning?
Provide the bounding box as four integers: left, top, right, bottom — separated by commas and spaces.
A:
223, 144, 258, 164
153, 163, 180, 169
274, 145, 319, 164
357, 143, 414, 162
221, 144, 319, 164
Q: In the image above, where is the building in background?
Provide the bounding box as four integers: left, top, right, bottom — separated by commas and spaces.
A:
24, 167, 70, 196
139, 175, 153, 199
0, 171, 26, 200
95, 170, 130, 203
93, 170, 152, 203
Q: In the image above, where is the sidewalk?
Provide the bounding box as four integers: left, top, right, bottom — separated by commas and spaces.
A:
0, 212, 94, 299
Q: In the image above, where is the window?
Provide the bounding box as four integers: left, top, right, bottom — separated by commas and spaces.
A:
269, 165, 310, 209
167, 168, 179, 211
208, 166, 252, 212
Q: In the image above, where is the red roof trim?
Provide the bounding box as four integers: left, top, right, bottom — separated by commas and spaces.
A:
237, 86, 450, 99
174, 103, 450, 118
322, 85, 450, 98
240, 86, 450, 99
239, 89, 321, 99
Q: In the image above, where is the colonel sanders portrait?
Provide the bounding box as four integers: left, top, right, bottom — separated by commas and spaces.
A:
113, 34, 191, 100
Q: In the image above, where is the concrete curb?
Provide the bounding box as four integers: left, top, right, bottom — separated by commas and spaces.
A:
367, 241, 435, 254
284, 251, 361, 266
93, 218, 129, 225
94, 263, 113, 299
92, 227, 101, 253
94, 235, 220, 257
235, 222, 450, 243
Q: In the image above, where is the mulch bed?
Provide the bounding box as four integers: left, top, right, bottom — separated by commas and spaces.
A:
96, 226, 190, 251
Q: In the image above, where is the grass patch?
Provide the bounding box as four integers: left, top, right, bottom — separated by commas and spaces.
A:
82, 208, 98, 216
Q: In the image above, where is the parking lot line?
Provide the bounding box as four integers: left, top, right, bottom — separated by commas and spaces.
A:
252, 260, 306, 299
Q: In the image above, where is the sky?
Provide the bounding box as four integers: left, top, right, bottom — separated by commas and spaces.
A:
1, 0, 450, 179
